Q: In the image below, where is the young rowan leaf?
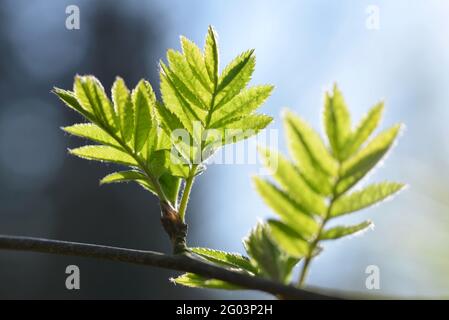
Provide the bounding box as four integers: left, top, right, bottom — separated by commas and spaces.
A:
112, 77, 134, 143
172, 273, 240, 290
91, 77, 117, 130
337, 124, 402, 195
62, 123, 120, 148
159, 173, 181, 205
252, 177, 318, 239
243, 223, 298, 284
147, 149, 170, 178
99, 170, 159, 195
215, 50, 255, 108
160, 65, 199, 135
320, 221, 373, 240
180, 36, 212, 92
74, 75, 117, 130
166, 49, 210, 111
267, 220, 309, 258
190, 247, 256, 273
252, 85, 404, 287
283, 110, 337, 187
210, 85, 273, 128
204, 25, 219, 85
342, 102, 384, 159
99, 170, 148, 185
331, 182, 405, 217
258, 147, 327, 216
217, 114, 272, 146
132, 80, 154, 153
69, 145, 138, 167
324, 84, 351, 160
54, 88, 94, 121
73, 76, 96, 116
159, 27, 273, 173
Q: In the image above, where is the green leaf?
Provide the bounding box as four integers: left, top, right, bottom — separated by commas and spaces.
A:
74, 75, 117, 129
73, 76, 96, 116
267, 220, 309, 258
154, 101, 194, 162
172, 273, 240, 290
69, 145, 138, 167
210, 85, 273, 128
337, 124, 402, 195
284, 110, 337, 177
100, 170, 147, 185
160, 64, 198, 135
146, 149, 169, 178
158, 27, 273, 169
132, 80, 154, 153
166, 49, 210, 111
91, 77, 117, 130
204, 26, 219, 86
215, 50, 255, 108
218, 114, 272, 146
99, 170, 157, 194
342, 102, 384, 159
62, 123, 119, 148
258, 147, 326, 216
180, 36, 212, 92
331, 182, 405, 217
190, 247, 256, 273
324, 84, 351, 160
320, 221, 373, 240
53, 88, 94, 120
243, 223, 298, 283
283, 111, 336, 195
252, 177, 318, 239
112, 77, 134, 143
159, 173, 181, 205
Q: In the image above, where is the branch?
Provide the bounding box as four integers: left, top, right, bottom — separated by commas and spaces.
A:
0, 235, 336, 300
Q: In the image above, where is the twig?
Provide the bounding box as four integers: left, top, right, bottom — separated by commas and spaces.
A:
0, 235, 337, 300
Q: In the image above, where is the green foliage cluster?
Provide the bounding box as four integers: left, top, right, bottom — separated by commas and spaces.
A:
55, 27, 404, 291
174, 85, 404, 289
55, 26, 272, 220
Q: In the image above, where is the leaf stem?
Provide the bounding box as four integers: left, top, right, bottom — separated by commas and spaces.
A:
298, 171, 341, 288
178, 165, 198, 222
298, 204, 332, 287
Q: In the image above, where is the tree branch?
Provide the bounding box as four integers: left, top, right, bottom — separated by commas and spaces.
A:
0, 235, 336, 300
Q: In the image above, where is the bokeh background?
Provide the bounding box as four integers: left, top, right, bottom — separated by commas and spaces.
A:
1, 0, 448, 299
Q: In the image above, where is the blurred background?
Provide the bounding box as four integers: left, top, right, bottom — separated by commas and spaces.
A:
0, 0, 448, 299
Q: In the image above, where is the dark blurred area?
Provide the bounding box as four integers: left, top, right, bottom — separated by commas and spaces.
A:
0, 0, 209, 299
